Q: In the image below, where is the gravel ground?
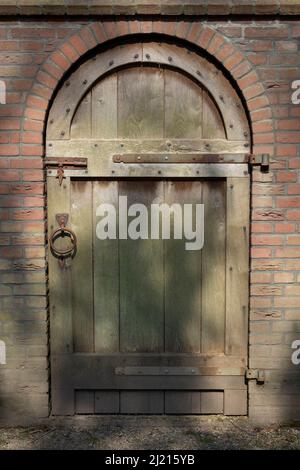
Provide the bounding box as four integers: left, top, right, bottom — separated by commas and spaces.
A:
0, 416, 300, 450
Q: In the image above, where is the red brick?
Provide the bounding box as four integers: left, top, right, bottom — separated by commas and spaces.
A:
25, 108, 45, 121
244, 83, 265, 100
80, 27, 98, 50
277, 197, 300, 208
253, 120, 273, 133
22, 221, 45, 232
69, 35, 88, 56
251, 247, 272, 258
287, 210, 300, 221
247, 54, 267, 66
274, 297, 300, 308
23, 247, 45, 259
274, 273, 294, 283
0, 145, 19, 156
245, 27, 289, 39
197, 28, 215, 50
60, 43, 80, 63
247, 96, 270, 111
215, 43, 235, 62
11, 235, 44, 246
250, 108, 272, 122
11, 28, 55, 39
103, 22, 117, 40
218, 25, 242, 38
0, 246, 23, 259
207, 35, 226, 55
115, 20, 130, 37
23, 132, 43, 145
287, 235, 300, 245
141, 21, 153, 34
0, 106, 23, 117
253, 209, 284, 221
275, 223, 296, 233
251, 272, 272, 284
128, 20, 141, 35
0, 119, 20, 130
90, 23, 107, 43
176, 21, 192, 40
186, 23, 202, 43
0, 169, 19, 181
23, 196, 44, 207
276, 41, 298, 52
275, 248, 300, 258
31, 83, 52, 101
36, 71, 57, 90
11, 208, 44, 220
275, 144, 297, 157
23, 120, 44, 133
276, 132, 300, 144
277, 119, 300, 131
250, 297, 273, 308
288, 184, 300, 195
27, 95, 48, 110
252, 235, 283, 245
9, 183, 44, 195
276, 171, 297, 183
22, 170, 44, 182
252, 222, 273, 233
10, 158, 43, 169
250, 41, 273, 52
21, 145, 44, 157
51, 51, 71, 70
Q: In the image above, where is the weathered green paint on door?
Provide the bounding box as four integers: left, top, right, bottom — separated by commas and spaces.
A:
47, 43, 250, 415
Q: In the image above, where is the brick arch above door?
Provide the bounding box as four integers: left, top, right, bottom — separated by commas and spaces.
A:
23, 21, 274, 154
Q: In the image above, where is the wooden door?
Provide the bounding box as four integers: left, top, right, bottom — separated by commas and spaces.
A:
47, 43, 250, 415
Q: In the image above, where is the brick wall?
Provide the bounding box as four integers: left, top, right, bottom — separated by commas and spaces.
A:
0, 8, 300, 423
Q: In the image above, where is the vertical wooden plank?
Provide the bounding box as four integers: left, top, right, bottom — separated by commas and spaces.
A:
165, 181, 202, 353
224, 390, 247, 415
71, 180, 94, 352
70, 92, 91, 139
92, 74, 117, 139
118, 67, 164, 138
201, 180, 226, 354
51, 387, 75, 416
201, 391, 224, 414
93, 181, 119, 353
202, 90, 226, 139
165, 391, 201, 414
120, 391, 164, 414
75, 391, 95, 414
225, 177, 249, 357
119, 180, 164, 353
95, 391, 120, 414
48, 177, 73, 354
165, 69, 203, 138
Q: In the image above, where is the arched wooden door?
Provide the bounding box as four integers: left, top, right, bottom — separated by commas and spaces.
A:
47, 42, 250, 415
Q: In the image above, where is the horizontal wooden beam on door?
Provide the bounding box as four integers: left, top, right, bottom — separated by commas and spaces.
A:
46, 139, 249, 157
113, 153, 249, 164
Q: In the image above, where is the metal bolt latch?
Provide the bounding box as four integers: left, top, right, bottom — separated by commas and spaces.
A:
246, 369, 265, 384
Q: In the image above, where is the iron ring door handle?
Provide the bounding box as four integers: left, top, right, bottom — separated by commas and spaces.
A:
50, 226, 77, 259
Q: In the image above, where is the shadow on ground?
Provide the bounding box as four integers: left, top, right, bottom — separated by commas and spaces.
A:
0, 416, 300, 450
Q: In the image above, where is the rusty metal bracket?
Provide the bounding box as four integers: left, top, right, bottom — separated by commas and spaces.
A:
245, 368, 265, 384
248, 154, 270, 172
45, 157, 88, 185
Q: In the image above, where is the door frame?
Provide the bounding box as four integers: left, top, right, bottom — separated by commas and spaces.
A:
46, 40, 251, 416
